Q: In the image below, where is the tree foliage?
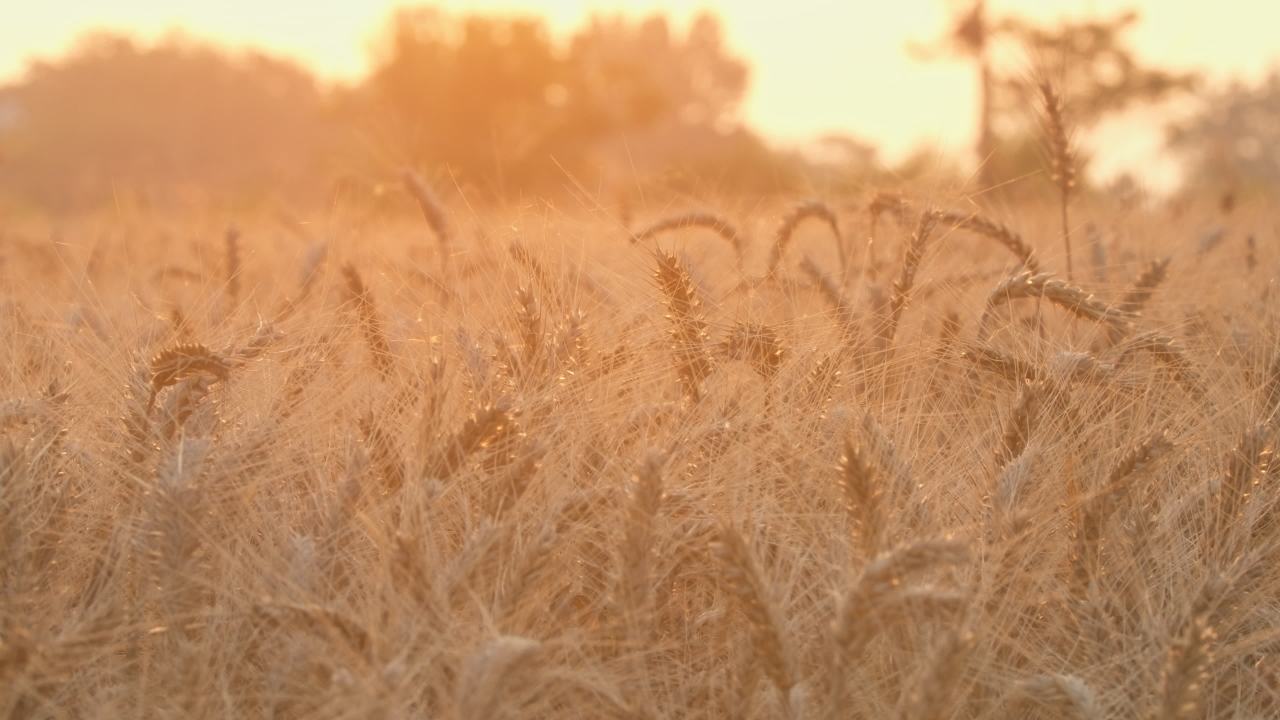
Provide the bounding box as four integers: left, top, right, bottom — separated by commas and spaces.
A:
0, 33, 336, 211
920, 3, 1196, 190
991, 11, 1197, 129
0, 9, 766, 211
1168, 72, 1280, 194
355, 9, 753, 194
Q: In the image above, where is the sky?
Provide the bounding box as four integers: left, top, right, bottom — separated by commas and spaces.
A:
2, 0, 1279, 191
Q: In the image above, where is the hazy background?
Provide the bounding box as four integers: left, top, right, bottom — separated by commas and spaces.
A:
1, 0, 1277, 213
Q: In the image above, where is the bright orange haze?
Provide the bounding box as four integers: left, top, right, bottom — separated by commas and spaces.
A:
2, 0, 1277, 192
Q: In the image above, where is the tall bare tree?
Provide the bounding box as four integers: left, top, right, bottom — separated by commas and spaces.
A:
916, 6, 1197, 190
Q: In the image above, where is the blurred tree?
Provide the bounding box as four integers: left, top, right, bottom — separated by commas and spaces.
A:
0, 8, 790, 211
564, 13, 747, 134
357, 8, 753, 194
991, 11, 1197, 127
1168, 72, 1280, 195
913, 1, 997, 187
917, 5, 1196, 190
0, 33, 337, 212
359, 8, 566, 191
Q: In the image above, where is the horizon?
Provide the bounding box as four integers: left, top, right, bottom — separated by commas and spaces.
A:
3, 0, 1279, 193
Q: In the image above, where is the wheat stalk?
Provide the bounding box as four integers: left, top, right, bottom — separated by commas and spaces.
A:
654, 250, 715, 401
456, 635, 542, 720
870, 194, 1039, 271
837, 432, 884, 557
1038, 77, 1077, 280
771, 200, 843, 278
403, 170, 452, 254
632, 212, 745, 268
223, 225, 241, 305
341, 264, 394, 381
979, 270, 1135, 341
712, 525, 794, 697
1012, 674, 1102, 720
882, 209, 942, 347
720, 322, 786, 381
148, 344, 231, 412
617, 450, 666, 616
1120, 258, 1172, 314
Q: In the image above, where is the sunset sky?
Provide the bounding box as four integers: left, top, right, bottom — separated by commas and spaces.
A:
3, 0, 1278, 191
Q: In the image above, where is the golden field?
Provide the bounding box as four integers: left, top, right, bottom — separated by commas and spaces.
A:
2, 183, 1278, 718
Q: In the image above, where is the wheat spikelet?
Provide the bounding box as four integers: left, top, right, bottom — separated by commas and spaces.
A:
882, 209, 941, 347
1013, 674, 1102, 720
799, 353, 842, 410
496, 521, 560, 619
430, 401, 515, 480
272, 335, 332, 420
147, 435, 211, 610
147, 344, 230, 412
958, 343, 1043, 384
1153, 607, 1216, 720
513, 285, 543, 371
253, 600, 372, 659
1215, 424, 1271, 545
1120, 257, 1172, 314
553, 309, 590, 378
224, 321, 282, 366
156, 375, 215, 440
492, 442, 545, 520
979, 271, 1135, 341
1115, 331, 1206, 401
617, 450, 665, 615
654, 250, 714, 401
508, 243, 556, 301
832, 538, 969, 658
853, 411, 913, 511
341, 264, 394, 381
937, 209, 1040, 272
991, 448, 1040, 545
358, 410, 405, 497
1048, 350, 1115, 384
995, 382, 1042, 471
403, 169, 452, 252
1072, 432, 1172, 586
900, 628, 974, 720
720, 322, 786, 381
1039, 77, 1077, 280
712, 525, 794, 695
1106, 432, 1175, 490
837, 432, 884, 557
456, 635, 542, 720
122, 365, 155, 464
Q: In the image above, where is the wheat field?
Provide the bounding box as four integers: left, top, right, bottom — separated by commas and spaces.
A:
1, 181, 1278, 718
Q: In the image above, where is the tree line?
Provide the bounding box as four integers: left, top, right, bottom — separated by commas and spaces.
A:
0, 4, 1269, 213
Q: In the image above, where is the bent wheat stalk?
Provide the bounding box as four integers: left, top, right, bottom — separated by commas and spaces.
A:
771, 200, 843, 278
631, 212, 745, 268
882, 209, 942, 348
978, 271, 1135, 341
